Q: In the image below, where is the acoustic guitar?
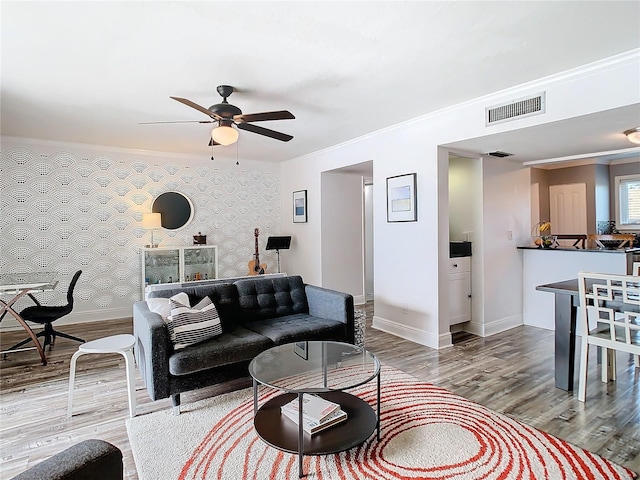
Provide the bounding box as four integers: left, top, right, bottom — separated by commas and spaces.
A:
248, 228, 267, 275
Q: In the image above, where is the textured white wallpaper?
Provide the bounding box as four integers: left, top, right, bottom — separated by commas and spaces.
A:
0, 138, 281, 327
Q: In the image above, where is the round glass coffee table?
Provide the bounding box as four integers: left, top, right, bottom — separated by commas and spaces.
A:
249, 341, 380, 478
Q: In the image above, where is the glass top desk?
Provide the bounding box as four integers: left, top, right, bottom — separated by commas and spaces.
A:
0, 271, 59, 365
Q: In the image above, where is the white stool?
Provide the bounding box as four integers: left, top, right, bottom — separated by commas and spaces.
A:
67, 334, 136, 418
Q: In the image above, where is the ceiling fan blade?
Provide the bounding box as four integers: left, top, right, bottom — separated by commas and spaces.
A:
237, 122, 293, 142
208, 138, 221, 147
170, 96, 222, 120
234, 110, 295, 123
139, 120, 215, 124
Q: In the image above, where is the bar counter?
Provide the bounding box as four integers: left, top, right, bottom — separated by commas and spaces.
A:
517, 245, 640, 254
519, 245, 640, 331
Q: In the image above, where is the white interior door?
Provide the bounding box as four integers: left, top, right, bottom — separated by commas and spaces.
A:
549, 183, 587, 245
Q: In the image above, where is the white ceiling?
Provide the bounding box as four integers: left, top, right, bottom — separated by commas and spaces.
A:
2, 1, 640, 164
447, 104, 640, 166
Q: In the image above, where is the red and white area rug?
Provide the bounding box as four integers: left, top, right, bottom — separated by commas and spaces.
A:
126, 367, 636, 479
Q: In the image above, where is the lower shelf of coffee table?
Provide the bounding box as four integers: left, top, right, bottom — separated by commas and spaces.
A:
254, 390, 377, 455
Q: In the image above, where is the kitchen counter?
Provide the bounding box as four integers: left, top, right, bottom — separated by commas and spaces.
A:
517, 245, 640, 254
519, 246, 639, 330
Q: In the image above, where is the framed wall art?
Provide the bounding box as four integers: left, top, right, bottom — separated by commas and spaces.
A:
386, 173, 417, 222
293, 190, 307, 223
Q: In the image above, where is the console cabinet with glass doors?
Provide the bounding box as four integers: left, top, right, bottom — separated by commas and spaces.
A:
140, 245, 218, 298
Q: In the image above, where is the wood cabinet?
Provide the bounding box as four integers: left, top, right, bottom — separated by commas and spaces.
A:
448, 257, 471, 325
140, 245, 218, 298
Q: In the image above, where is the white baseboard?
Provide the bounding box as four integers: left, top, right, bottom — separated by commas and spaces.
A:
372, 315, 451, 349
463, 321, 484, 336
463, 314, 523, 337
484, 313, 523, 336
438, 331, 453, 349
0, 307, 132, 332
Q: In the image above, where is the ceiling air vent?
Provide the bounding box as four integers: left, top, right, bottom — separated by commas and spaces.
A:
486, 92, 545, 126
486, 151, 513, 158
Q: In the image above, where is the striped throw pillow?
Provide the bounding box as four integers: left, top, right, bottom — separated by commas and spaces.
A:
167, 296, 222, 349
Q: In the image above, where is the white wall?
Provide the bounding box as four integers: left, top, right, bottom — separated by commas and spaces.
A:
281, 50, 640, 349
0, 137, 281, 329
320, 172, 365, 303
449, 156, 479, 241
474, 157, 530, 336
594, 164, 611, 225
278, 159, 320, 282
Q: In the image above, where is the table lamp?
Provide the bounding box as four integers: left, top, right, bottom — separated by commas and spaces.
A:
142, 213, 162, 248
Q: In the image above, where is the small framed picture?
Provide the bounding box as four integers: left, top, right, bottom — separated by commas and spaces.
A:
387, 173, 417, 222
294, 341, 308, 360
293, 190, 307, 223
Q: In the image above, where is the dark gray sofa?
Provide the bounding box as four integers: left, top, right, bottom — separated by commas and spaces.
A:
11, 439, 123, 480
133, 275, 355, 413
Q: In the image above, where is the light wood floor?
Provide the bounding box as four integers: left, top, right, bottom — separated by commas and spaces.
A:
1, 304, 639, 478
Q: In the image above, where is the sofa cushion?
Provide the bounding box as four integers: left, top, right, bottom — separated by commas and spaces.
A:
244, 313, 345, 345
168, 326, 273, 376
167, 296, 223, 350
149, 283, 241, 332
234, 275, 309, 323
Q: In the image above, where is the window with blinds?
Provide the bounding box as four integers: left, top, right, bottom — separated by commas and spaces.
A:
616, 174, 640, 228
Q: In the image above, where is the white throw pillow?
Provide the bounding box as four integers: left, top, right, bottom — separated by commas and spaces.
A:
167, 295, 222, 350
146, 293, 190, 320
146, 298, 172, 320
170, 292, 190, 307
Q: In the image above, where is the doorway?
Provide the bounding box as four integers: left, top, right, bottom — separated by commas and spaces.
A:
447, 151, 482, 337
320, 161, 373, 306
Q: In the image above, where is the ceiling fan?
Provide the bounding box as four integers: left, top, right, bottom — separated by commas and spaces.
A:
141, 85, 295, 146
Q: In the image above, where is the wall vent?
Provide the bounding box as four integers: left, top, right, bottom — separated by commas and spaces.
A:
486, 92, 545, 126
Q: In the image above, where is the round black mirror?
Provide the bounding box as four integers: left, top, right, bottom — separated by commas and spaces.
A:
152, 192, 194, 230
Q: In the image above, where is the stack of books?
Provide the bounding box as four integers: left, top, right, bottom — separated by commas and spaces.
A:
281, 394, 347, 435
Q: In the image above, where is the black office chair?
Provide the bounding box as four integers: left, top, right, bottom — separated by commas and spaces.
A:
6, 270, 84, 352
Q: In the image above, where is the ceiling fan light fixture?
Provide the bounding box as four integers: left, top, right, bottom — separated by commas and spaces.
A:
624, 127, 640, 145
211, 125, 239, 146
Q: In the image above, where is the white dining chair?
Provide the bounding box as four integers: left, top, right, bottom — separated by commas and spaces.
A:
577, 271, 640, 402
633, 262, 640, 369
